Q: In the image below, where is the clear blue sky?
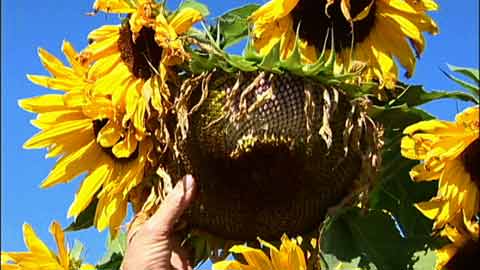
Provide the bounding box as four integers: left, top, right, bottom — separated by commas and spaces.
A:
1, 0, 478, 266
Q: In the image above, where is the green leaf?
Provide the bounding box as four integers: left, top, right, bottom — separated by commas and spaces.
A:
391, 84, 478, 107
70, 239, 85, 262
178, 0, 210, 17
369, 104, 437, 238
321, 208, 434, 270
216, 4, 260, 49
411, 249, 437, 270
441, 69, 479, 102
96, 252, 123, 270
447, 64, 479, 83
64, 198, 98, 232
321, 254, 376, 270
98, 231, 127, 265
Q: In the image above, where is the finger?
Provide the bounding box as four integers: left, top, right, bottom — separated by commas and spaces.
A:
146, 175, 196, 235
171, 248, 192, 270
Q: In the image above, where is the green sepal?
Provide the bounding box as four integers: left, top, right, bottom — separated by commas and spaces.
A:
64, 198, 98, 232
258, 42, 282, 73
96, 253, 123, 270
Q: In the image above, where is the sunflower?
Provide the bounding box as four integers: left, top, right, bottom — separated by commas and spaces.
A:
22, 44, 154, 235
213, 234, 307, 270
249, 0, 438, 88
401, 106, 480, 229
82, 0, 203, 135
435, 219, 480, 270
1, 221, 94, 270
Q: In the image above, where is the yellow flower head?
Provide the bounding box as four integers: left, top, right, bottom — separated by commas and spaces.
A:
249, 0, 439, 88
1, 221, 94, 270
401, 106, 480, 229
21, 44, 154, 235
81, 2, 202, 129
213, 234, 307, 270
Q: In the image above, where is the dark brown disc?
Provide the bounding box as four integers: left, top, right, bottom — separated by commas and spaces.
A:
172, 72, 374, 240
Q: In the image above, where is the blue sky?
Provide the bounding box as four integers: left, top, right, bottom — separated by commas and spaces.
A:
1, 0, 478, 267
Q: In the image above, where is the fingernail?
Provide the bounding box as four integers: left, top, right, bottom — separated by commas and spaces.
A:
184, 174, 195, 191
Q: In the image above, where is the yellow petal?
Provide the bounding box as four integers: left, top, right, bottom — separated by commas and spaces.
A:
415, 198, 446, 220
111, 128, 138, 158
170, 8, 203, 35
87, 24, 121, 42
229, 245, 273, 270
213, 260, 250, 270
409, 162, 443, 181
88, 53, 122, 81
18, 94, 65, 113
37, 48, 74, 79
41, 140, 98, 188
94, 192, 128, 234
81, 96, 115, 120
22, 224, 54, 259
250, 0, 299, 22
124, 79, 142, 123
82, 33, 119, 64
80, 263, 97, 270
27, 74, 86, 92
62, 40, 87, 76
68, 158, 112, 217
97, 120, 122, 148
49, 221, 69, 269
403, 119, 452, 135
24, 119, 92, 149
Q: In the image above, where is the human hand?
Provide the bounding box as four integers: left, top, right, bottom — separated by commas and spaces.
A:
122, 175, 196, 270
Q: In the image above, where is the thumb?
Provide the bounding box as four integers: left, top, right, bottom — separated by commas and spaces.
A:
146, 175, 196, 236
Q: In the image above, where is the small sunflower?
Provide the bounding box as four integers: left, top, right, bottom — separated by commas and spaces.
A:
436, 220, 480, 270
22, 44, 154, 235
213, 234, 307, 270
401, 106, 480, 229
1, 221, 94, 270
249, 0, 438, 88
82, 0, 203, 133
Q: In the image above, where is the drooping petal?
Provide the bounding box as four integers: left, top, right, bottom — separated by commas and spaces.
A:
169, 7, 203, 35
49, 221, 69, 269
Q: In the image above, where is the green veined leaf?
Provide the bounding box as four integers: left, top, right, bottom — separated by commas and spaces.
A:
440, 68, 479, 102
390, 84, 478, 107
321, 208, 436, 270
216, 4, 260, 49
447, 64, 479, 83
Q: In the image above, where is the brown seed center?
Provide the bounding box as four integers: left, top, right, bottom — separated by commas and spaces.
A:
291, 0, 377, 52
118, 22, 163, 80
462, 138, 480, 189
